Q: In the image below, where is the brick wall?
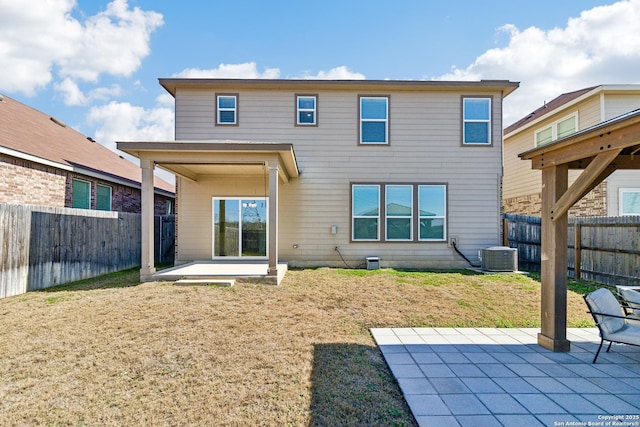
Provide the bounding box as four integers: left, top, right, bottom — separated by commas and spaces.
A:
503, 182, 607, 217
1, 154, 174, 215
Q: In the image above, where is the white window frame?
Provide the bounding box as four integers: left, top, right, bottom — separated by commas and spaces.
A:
352, 185, 381, 241
385, 185, 413, 241
216, 94, 237, 125
418, 185, 447, 242
96, 184, 112, 211
535, 112, 578, 146
619, 188, 640, 216
462, 97, 492, 145
359, 96, 389, 144
296, 95, 317, 126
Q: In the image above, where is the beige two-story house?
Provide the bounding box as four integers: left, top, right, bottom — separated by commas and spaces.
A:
119, 78, 518, 283
504, 85, 640, 217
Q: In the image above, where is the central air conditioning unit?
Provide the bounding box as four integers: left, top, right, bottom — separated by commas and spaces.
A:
479, 246, 518, 272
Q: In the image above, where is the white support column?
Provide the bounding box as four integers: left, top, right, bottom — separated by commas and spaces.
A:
140, 159, 156, 281
267, 161, 279, 277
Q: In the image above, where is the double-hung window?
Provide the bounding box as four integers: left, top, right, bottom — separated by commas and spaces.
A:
535, 113, 577, 146
96, 184, 112, 211
352, 183, 447, 242
620, 189, 640, 216
360, 96, 389, 144
462, 97, 491, 145
352, 185, 380, 240
217, 94, 237, 125
72, 178, 91, 209
296, 95, 317, 125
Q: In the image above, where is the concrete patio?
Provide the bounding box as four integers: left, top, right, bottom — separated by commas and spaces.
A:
152, 261, 288, 285
371, 327, 640, 427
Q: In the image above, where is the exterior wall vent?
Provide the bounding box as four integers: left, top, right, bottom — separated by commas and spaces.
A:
479, 246, 518, 272
366, 256, 380, 270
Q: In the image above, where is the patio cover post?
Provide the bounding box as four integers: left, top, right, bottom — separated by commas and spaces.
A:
140, 159, 156, 281
538, 164, 571, 352
267, 160, 279, 276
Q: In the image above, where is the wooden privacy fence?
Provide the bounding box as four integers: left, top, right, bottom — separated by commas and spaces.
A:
503, 213, 640, 286
0, 204, 175, 298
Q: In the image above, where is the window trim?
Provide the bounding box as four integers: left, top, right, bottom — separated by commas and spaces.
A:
72, 178, 91, 209
358, 95, 390, 145
351, 182, 447, 242
462, 96, 492, 146
351, 184, 381, 241
385, 184, 413, 241
534, 111, 578, 147
619, 188, 640, 216
96, 184, 112, 211
216, 93, 238, 126
295, 94, 318, 126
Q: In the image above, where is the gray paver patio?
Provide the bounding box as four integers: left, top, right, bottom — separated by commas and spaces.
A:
371, 327, 640, 427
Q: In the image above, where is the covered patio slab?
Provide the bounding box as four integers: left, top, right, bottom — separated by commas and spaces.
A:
152, 261, 288, 285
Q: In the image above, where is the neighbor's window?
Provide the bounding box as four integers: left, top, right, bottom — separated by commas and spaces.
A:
96, 184, 112, 211
360, 96, 389, 144
418, 185, 447, 241
217, 94, 237, 125
535, 112, 578, 146
620, 189, 640, 216
72, 178, 91, 209
296, 95, 317, 125
462, 97, 491, 145
386, 185, 413, 241
352, 185, 380, 240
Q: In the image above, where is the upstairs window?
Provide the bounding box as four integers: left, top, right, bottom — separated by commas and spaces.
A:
360, 96, 389, 144
462, 97, 491, 145
72, 178, 90, 209
535, 112, 578, 146
296, 95, 317, 125
96, 184, 112, 211
620, 189, 640, 216
217, 94, 237, 125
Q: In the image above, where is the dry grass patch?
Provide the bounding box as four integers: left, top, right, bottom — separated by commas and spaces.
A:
0, 268, 594, 426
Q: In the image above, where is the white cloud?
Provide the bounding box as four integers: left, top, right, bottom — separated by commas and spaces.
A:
302, 66, 366, 80
435, 0, 640, 126
0, 0, 162, 95
54, 78, 87, 106
174, 62, 281, 79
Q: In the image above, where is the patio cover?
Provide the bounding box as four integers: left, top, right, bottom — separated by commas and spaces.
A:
117, 140, 299, 282
519, 109, 640, 351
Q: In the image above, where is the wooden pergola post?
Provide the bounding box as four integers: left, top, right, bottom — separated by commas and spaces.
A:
538, 165, 570, 351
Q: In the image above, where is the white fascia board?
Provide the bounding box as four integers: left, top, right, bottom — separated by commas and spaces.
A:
0, 145, 73, 171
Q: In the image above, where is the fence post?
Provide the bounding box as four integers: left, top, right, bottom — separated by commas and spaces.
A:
502, 217, 509, 246
574, 222, 582, 280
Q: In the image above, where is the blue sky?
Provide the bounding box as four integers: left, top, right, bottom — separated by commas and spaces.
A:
2, 0, 639, 173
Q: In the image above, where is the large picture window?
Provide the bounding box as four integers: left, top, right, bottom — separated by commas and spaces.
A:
462, 97, 491, 145
359, 96, 389, 144
352, 183, 447, 242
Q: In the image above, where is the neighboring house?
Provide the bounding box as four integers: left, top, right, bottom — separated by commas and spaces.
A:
504, 85, 640, 217
0, 94, 174, 214
118, 78, 518, 280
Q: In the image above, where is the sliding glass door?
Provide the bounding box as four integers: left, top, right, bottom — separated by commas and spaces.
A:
213, 198, 267, 257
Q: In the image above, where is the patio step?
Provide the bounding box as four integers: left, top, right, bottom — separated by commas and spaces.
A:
173, 278, 235, 287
